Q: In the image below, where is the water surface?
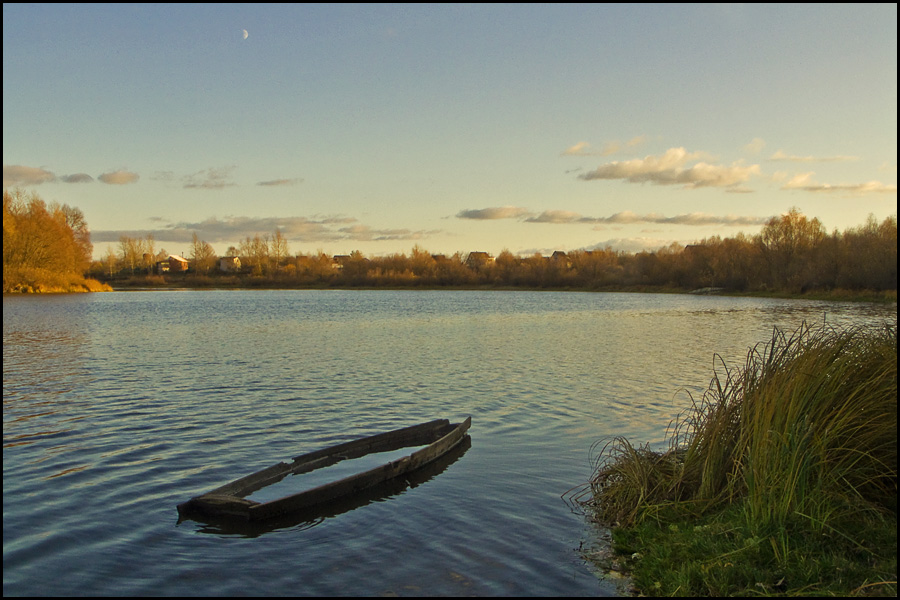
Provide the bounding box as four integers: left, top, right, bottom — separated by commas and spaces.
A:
4, 290, 895, 596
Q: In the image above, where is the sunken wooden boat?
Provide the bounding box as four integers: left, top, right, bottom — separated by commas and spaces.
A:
177, 417, 471, 522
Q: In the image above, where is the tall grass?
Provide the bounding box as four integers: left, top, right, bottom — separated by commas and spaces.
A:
581, 323, 897, 594
3, 266, 112, 293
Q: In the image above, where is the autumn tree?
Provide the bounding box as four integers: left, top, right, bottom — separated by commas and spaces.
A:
758, 207, 826, 291
270, 229, 290, 273
118, 235, 145, 274
239, 234, 269, 275
409, 245, 437, 281
3, 189, 97, 292
339, 250, 370, 284
834, 214, 898, 290
142, 234, 156, 271
103, 245, 118, 277
190, 232, 217, 273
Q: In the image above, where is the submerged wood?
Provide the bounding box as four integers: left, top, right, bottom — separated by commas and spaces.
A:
177, 417, 471, 522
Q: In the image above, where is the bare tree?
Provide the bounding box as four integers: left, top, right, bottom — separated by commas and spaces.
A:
190, 232, 217, 273
270, 228, 289, 272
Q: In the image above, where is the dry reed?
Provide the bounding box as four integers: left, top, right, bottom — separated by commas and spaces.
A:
584, 322, 898, 531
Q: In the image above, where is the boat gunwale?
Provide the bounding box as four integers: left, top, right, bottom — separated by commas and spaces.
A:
178, 416, 471, 521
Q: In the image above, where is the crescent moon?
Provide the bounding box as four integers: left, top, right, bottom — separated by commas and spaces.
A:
242, 29, 249, 40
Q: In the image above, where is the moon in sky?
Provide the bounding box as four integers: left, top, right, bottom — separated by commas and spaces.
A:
242, 29, 248, 40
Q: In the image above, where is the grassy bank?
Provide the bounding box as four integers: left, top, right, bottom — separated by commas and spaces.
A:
103, 274, 897, 303
3, 266, 112, 293
579, 323, 897, 596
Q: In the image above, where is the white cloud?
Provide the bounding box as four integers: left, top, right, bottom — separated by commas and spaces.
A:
586, 237, 675, 254
590, 211, 768, 226
768, 150, 859, 162
744, 138, 766, 154
578, 147, 760, 189
781, 172, 897, 194
456, 206, 534, 220
183, 166, 236, 189
90, 215, 443, 246
525, 210, 583, 224
3, 164, 56, 187
98, 169, 140, 185
561, 141, 592, 156
338, 225, 439, 241
457, 206, 768, 227
561, 136, 646, 157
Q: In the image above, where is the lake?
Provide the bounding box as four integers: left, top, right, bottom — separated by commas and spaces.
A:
3, 290, 896, 596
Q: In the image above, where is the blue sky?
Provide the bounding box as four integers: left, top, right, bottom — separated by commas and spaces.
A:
3, 4, 896, 260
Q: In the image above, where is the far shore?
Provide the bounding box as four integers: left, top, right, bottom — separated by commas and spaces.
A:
93, 280, 899, 304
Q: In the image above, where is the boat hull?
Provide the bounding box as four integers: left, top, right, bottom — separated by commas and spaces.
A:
177, 417, 471, 522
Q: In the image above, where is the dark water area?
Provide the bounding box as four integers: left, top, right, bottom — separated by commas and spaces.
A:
4, 290, 895, 596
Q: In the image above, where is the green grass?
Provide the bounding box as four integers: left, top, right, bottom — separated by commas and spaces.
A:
580, 323, 897, 596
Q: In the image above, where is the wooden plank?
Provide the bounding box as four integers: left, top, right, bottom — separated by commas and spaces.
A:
289, 419, 450, 465
178, 417, 471, 522
248, 417, 470, 520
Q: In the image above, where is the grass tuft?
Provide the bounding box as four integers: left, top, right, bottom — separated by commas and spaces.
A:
580, 323, 897, 596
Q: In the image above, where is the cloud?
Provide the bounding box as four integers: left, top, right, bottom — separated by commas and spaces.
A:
561, 136, 646, 157
744, 138, 766, 154
586, 237, 676, 254
183, 166, 237, 189
257, 178, 303, 186
561, 141, 593, 156
60, 173, 94, 183
3, 165, 56, 187
772, 150, 862, 163
457, 206, 768, 227
456, 206, 534, 220
578, 147, 760, 189
589, 211, 769, 226
781, 172, 897, 194
525, 210, 584, 224
338, 225, 439, 241
768, 150, 860, 163
98, 169, 140, 185
90, 215, 443, 246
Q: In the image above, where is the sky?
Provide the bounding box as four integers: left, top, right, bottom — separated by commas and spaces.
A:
3, 4, 897, 260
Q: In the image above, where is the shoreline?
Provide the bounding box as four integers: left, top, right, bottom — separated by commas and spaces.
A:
91, 281, 898, 304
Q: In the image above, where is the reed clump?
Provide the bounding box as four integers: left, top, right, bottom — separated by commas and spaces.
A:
582, 323, 897, 596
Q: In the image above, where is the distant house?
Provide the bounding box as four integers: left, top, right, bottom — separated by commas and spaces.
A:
156, 260, 170, 274
465, 251, 494, 269
551, 251, 570, 266
167, 254, 189, 272
332, 255, 352, 270
219, 256, 242, 272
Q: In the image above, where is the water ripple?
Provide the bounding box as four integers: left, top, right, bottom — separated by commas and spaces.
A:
3, 291, 894, 596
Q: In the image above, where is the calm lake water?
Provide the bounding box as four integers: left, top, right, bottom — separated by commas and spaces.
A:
4, 290, 896, 596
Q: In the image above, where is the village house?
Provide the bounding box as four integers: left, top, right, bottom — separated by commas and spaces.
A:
218, 256, 242, 273
551, 250, 570, 266
464, 251, 494, 270
166, 254, 189, 272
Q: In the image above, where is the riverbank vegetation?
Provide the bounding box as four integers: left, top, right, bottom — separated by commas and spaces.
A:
4, 187, 895, 300
94, 208, 896, 300
576, 324, 897, 596
3, 190, 111, 293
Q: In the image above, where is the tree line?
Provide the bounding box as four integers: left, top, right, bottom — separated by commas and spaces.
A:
94, 208, 897, 294
3, 189, 108, 292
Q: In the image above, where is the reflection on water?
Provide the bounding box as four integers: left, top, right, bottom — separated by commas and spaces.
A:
3, 299, 93, 484
187, 436, 472, 538
3, 291, 895, 596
